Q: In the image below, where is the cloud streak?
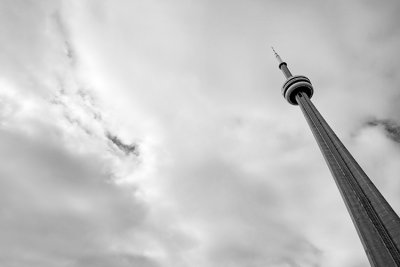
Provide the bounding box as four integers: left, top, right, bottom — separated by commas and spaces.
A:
0, 0, 400, 267
366, 119, 400, 143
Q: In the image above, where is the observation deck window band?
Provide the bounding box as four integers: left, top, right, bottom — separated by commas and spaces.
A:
283, 81, 314, 105
282, 76, 312, 91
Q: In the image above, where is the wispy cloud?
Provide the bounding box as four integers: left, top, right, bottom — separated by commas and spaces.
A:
366, 119, 400, 143
106, 132, 138, 156
0, 0, 400, 266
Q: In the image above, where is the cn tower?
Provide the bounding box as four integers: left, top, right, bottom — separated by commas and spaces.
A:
273, 48, 400, 266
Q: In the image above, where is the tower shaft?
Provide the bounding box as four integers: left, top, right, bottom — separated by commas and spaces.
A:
296, 92, 400, 266
273, 49, 400, 266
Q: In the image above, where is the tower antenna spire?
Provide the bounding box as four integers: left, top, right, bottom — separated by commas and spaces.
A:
271, 47, 292, 79
271, 47, 283, 64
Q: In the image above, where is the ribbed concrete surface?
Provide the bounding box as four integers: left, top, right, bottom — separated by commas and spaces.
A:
296, 92, 400, 267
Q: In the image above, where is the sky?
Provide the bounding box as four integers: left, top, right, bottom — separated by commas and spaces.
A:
1, 0, 400, 266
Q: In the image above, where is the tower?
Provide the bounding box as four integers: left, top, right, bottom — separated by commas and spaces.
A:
273, 48, 400, 266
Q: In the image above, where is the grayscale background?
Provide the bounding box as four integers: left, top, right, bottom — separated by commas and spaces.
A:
0, 0, 400, 266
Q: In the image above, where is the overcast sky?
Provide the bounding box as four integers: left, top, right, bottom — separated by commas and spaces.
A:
1, 0, 400, 266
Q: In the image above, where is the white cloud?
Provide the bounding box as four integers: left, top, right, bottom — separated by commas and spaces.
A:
0, 0, 399, 266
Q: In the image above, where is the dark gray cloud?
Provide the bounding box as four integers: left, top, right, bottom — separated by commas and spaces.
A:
1, 0, 400, 266
366, 119, 400, 143
0, 127, 152, 267
52, 10, 77, 65
106, 132, 138, 156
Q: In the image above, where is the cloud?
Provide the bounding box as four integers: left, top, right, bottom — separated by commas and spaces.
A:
106, 131, 139, 156
366, 118, 400, 143
0, 127, 154, 266
1, 0, 400, 267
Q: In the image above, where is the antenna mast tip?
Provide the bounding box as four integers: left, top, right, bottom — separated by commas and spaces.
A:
271, 46, 284, 64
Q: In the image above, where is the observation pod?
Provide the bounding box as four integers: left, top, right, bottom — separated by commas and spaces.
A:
281, 75, 313, 105
272, 47, 314, 105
